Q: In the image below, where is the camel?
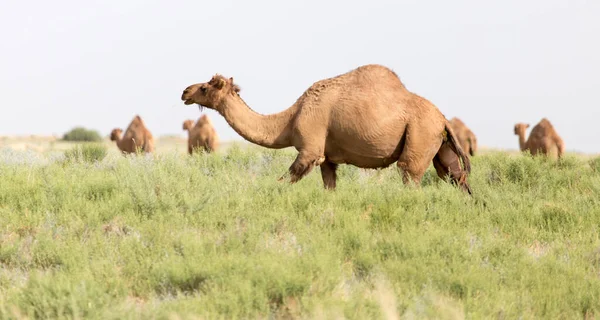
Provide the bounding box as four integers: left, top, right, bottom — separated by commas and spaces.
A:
182, 114, 219, 154
514, 118, 565, 159
180, 64, 472, 193
110, 115, 155, 154
449, 117, 477, 157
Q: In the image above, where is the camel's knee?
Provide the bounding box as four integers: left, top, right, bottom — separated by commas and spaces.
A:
284, 152, 324, 183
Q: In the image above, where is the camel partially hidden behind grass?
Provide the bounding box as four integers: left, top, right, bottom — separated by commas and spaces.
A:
514, 118, 565, 159
450, 117, 477, 157
110, 115, 155, 154
182, 114, 219, 154
181, 64, 472, 193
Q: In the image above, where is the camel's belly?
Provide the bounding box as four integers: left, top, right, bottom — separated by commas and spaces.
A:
325, 143, 401, 169
323, 126, 404, 167
330, 155, 399, 168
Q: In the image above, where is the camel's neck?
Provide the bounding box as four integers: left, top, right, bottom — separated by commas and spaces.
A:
518, 133, 528, 151
217, 94, 297, 149
115, 136, 126, 150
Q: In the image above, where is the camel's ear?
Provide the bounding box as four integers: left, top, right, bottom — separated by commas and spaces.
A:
227, 77, 241, 93
214, 78, 227, 90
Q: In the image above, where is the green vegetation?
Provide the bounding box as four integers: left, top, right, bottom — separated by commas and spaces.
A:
62, 127, 103, 142
1, 145, 600, 319
63, 143, 108, 163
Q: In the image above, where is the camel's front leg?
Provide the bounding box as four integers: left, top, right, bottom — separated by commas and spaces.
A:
320, 160, 338, 190
278, 152, 325, 184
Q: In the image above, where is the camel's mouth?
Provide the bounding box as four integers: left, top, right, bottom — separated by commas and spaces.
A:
182, 98, 205, 111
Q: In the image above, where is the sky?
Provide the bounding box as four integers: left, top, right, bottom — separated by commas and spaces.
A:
1, 0, 599, 152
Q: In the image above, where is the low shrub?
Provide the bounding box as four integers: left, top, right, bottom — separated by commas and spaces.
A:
62, 127, 102, 142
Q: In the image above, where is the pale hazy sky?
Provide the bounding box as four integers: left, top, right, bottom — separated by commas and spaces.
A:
1, 1, 599, 152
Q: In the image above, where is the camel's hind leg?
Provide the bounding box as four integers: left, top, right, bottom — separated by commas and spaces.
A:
396, 125, 442, 186
433, 143, 472, 194
278, 151, 325, 184
320, 160, 338, 190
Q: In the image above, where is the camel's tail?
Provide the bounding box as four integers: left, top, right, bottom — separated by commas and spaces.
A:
444, 123, 471, 174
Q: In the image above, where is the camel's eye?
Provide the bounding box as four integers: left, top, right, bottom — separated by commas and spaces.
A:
200, 86, 207, 93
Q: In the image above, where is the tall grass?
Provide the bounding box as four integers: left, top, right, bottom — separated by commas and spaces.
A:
0, 145, 599, 319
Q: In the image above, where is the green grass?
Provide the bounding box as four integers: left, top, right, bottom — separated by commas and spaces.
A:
1, 144, 600, 319
63, 143, 108, 164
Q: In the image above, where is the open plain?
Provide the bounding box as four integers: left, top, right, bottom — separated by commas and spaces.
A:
0, 136, 600, 319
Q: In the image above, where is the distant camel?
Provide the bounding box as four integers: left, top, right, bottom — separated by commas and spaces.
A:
182, 114, 219, 154
514, 118, 564, 159
110, 115, 155, 154
450, 117, 477, 157
181, 64, 472, 193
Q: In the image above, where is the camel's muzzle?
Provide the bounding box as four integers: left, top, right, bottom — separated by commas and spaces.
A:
181, 87, 194, 104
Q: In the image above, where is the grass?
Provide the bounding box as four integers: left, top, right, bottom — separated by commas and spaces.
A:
63, 143, 108, 164
0, 144, 600, 319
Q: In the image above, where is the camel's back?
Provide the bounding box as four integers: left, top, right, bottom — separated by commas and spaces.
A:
124, 118, 153, 151
293, 64, 446, 157
190, 121, 219, 151
450, 117, 466, 129
529, 119, 557, 141
297, 64, 418, 116
328, 64, 442, 123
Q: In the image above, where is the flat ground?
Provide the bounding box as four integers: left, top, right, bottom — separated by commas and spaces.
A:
1, 136, 600, 319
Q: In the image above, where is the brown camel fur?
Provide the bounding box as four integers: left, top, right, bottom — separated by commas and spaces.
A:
182, 114, 219, 154
449, 117, 477, 157
110, 115, 155, 154
181, 64, 472, 193
514, 118, 565, 159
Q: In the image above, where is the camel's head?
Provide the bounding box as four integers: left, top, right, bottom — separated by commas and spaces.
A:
182, 120, 194, 131
514, 123, 530, 136
110, 128, 123, 141
181, 75, 241, 111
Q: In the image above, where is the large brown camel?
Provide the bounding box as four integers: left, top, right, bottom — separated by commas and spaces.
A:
181, 64, 472, 193
449, 117, 477, 157
514, 118, 565, 159
182, 114, 219, 154
110, 115, 155, 154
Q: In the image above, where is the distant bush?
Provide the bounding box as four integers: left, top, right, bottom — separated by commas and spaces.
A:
62, 127, 102, 142
64, 144, 107, 163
